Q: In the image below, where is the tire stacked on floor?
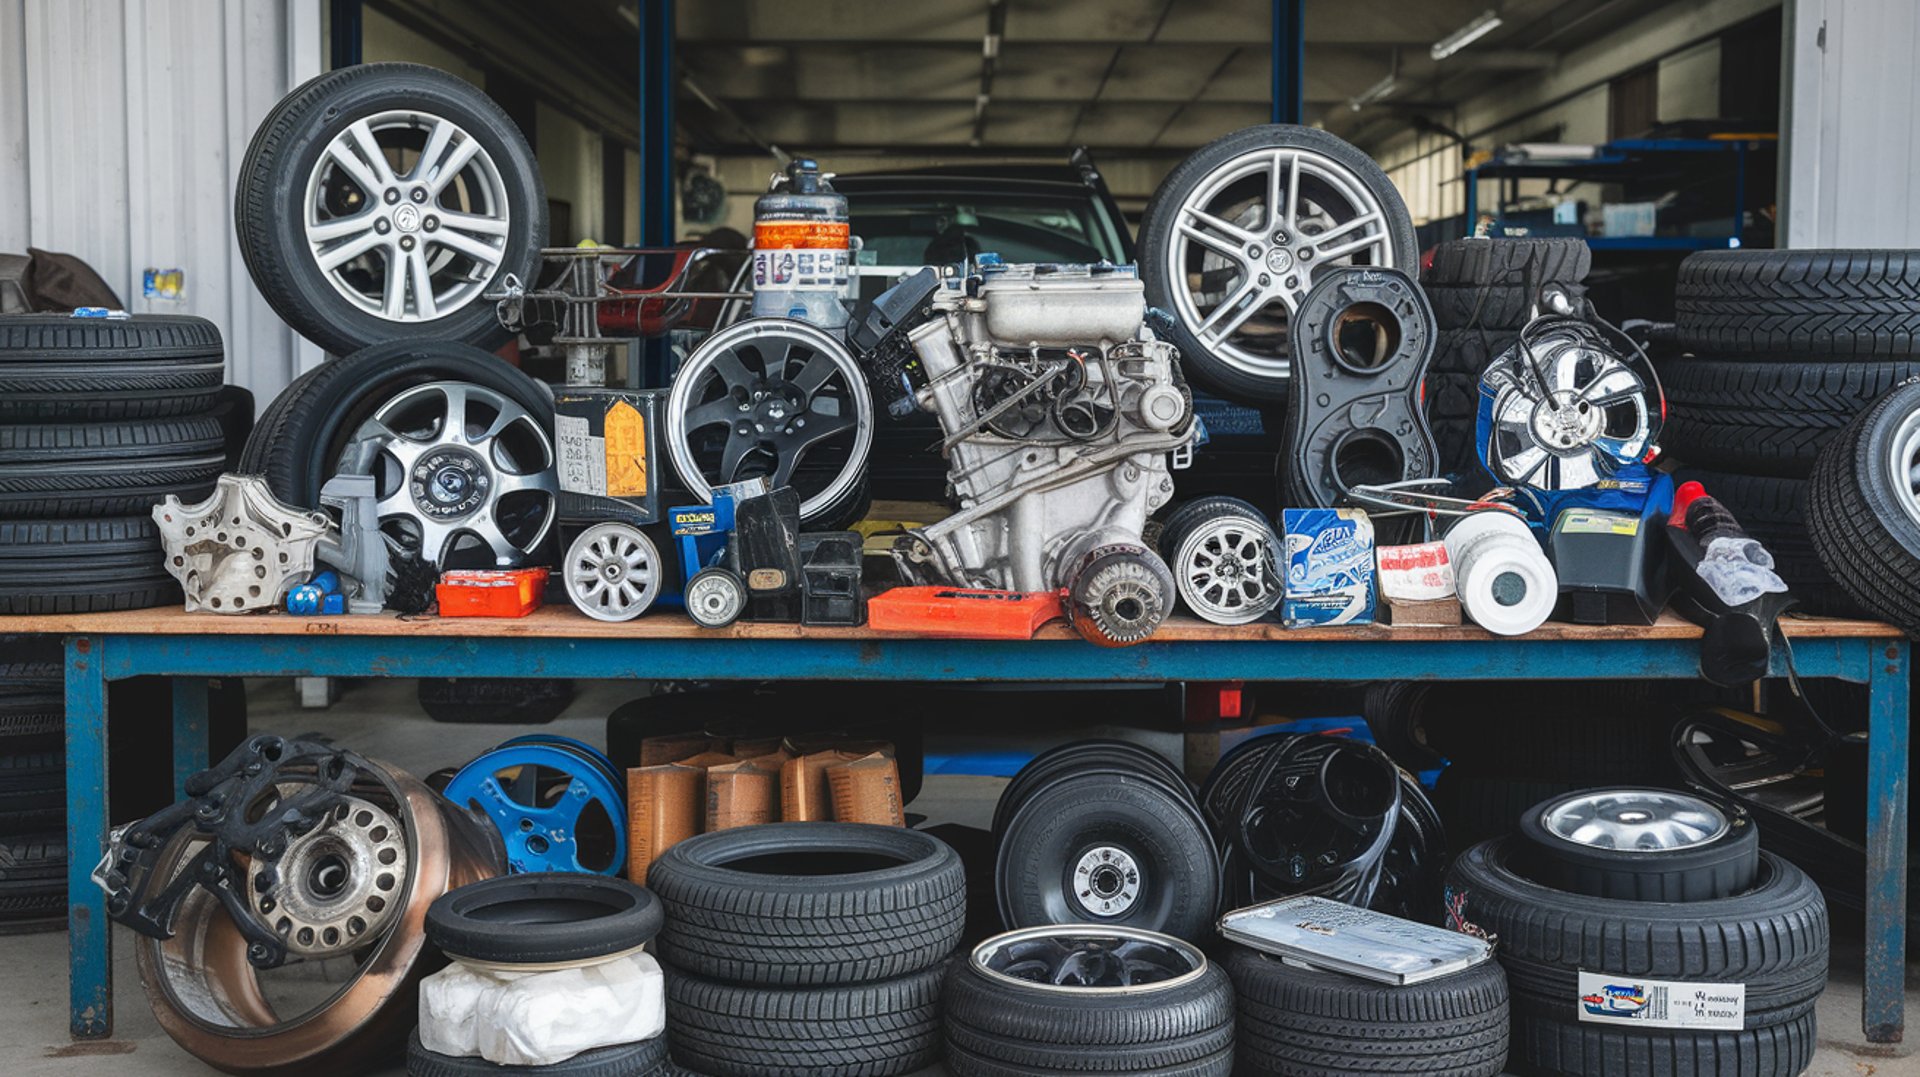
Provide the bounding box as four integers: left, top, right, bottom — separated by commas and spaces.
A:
0, 314, 236, 613
1660, 250, 1920, 615
1447, 788, 1828, 1077
1419, 239, 1594, 487
0, 651, 65, 935
647, 823, 964, 1077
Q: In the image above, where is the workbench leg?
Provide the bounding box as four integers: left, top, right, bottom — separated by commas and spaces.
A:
170, 678, 210, 801
1863, 637, 1910, 1044
64, 636, 111, 1040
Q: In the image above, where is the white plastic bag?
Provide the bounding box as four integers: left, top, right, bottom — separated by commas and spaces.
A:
418, 949, 666, 1066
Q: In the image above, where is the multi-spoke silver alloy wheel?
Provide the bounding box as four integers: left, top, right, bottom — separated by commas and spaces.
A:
564, 522, 663, 622
1174, 514, 1281, 625
302, 109, 510, 324
666, 318, 872, 523
1167, 147, 1398, 382
1889, 408, 1920, 530
972, 924, 1209, 994
336, 381, 557, 568
1541, 790, 1731, 852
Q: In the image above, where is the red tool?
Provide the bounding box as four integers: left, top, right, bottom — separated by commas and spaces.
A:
866, 587, 1063, 639
436, 568, 549, 618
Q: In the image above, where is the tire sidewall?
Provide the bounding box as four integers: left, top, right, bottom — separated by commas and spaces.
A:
243, 64, 547, 355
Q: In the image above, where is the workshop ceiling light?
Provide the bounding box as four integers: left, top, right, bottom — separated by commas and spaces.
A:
1431, 9, 1504, 61
1348, 73, 1398, 111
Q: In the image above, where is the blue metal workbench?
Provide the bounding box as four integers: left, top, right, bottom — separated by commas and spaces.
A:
12, 606, 1909, 1044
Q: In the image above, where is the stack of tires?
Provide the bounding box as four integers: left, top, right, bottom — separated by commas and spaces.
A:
1419, 239, 1594, 487
0, 314, 237, 614
1448, 788, 1829, 1077
647, 823, 964, 1076
1659, 249, 1920, 615
0, 649, 65, 934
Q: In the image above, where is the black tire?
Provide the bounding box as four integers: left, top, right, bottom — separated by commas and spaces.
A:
648, 822, 965, 987
1359, 681, 1446, 771
666, 965, 942, 1077
1675, 250, 1920, 359
1422, 369, 1485, 486
0, 416, 224, 518
1515, 788, 1761, 903
0, 516, 179, 614
1427, 328, 1505, 378
944, 936, 1234, 1077
1228, 946, 1508, 1077
995, 770, 1219, 942
235, 62, 546, 356
1658, 355, 1920, 477
239, 339, 557, 568
1446, 841, 1827, 1077
1674, 470, 1862, 617
1422, 239, 1592, 331
992, 739, 1193, 841
406, 1030, 672, 1076
0, 314, 226, 421
417, 678, 573, 724
425, 873, 663, 965
0, 833, 66, 934
1139, 125, 1417, 403
1806, 378, 1920, 633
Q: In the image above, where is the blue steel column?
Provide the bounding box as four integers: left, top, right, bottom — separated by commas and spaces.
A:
1271, 0, 1305, 124
65, 636, 111, 1038
638, 0, 676, 385
1864, 636, 1910, 1043
171, 678, 210, 801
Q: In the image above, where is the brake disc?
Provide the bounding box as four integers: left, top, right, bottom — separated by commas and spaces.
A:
1282, 267, 1438, 507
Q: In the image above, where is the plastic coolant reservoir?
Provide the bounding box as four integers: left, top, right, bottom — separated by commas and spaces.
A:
418, 949, 665, 1066
1444, 510, 1557, 636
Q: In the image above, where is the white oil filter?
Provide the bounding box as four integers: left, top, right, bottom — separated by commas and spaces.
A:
1443, 510, 1556, 636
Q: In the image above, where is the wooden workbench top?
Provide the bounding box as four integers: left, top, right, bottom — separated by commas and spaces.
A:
0, 605, 1901, 642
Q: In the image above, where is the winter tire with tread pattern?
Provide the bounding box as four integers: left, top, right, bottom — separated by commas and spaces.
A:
0, 516, 178, 614
0, 314, 226, 421
666, 964, 943, 1077
1675, 249, 1920, 358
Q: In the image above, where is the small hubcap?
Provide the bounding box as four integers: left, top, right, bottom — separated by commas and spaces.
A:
1072, 845, 1143, 916
1543, 790, 1730, 851
411, 446, 491, 520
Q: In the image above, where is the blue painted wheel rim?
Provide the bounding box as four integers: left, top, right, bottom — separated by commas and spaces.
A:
443, 743, 627, 875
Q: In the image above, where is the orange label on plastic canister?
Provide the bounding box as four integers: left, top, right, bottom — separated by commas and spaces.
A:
603, 400, 648, 497
754, 220, 849, 250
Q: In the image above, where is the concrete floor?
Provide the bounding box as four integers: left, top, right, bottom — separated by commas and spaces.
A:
1, 677, 1913, 1076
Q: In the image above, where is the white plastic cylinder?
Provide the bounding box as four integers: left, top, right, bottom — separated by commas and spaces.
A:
1443, 510, 1557, 636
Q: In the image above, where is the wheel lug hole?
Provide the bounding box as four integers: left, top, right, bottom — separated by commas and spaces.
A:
423, 216, 438, 232
400, 236, 415, 251
1258, 274, 1272, 287
383, 189, 400, 205
374, 219, 391, 234
1247, 245, 1262, 257
410, 187, 427, 203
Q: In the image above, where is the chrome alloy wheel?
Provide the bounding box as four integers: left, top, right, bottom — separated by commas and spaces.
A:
564, 522, 663, 622
1541, 790, 1731, 852
302, 109, 510, 323
1174, 514, 1281, 625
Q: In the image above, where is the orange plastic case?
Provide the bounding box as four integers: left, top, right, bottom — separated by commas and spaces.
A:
436, 568, 549, 618
866, 586, 1062, 639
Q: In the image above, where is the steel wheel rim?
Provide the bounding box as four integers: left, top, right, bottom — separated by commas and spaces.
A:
686, 571, 745, 626
302, 108, 510, 323
666, 319, 872, 521
335, 381, 557, 568
1542, 790, 1729, 852
972, 924, 1207, 995
1486, 333, 1651, 489
1889, 407, 1920, 530
1167, 145, 1396, 382
564, 523, 661, 622
1175, 515, 1280, 624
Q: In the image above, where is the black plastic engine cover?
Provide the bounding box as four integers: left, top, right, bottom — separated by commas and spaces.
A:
1281, 268, 1438, 508
732, 486, 803, 622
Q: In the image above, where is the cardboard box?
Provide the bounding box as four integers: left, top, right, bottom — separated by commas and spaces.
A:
1282, 509, 1376, 626
626, 764, 701, 885
1377, 542, 1461, 626
706, 760, 780, 831
827, 752, 907, 826
639, 733, 726, 768
781, 749, 868, 821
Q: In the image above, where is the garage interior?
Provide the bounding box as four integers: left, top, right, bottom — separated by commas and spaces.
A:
0, 1, 1917, 1076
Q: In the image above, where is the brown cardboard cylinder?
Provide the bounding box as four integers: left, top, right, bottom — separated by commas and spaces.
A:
827, 752, 906, 826
627, 763, 701, 884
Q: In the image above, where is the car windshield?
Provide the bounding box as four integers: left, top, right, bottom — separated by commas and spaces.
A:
849, 191, 1127, 271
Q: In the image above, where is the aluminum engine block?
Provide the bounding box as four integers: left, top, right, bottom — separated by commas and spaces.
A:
894, 263, 1194, 641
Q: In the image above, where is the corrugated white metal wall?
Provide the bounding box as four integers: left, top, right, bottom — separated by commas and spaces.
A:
0, 0, 325, 403
1781, 0, 1920, 246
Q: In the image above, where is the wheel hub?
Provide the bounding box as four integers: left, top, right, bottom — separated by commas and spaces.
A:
391, 203, 422, 234
247, 793, 409, 958
1072, 845, 1143, 916
1265, 248, 1294, 274
1542, 790, 1730, 852
410, 446, 491, 520
1530, 390, 1603, 453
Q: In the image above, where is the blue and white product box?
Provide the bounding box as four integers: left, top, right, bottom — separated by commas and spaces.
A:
1282, 508, 1376, 627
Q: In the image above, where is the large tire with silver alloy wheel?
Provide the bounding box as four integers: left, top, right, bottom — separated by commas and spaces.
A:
134, 759, 503, 1074
236, 62, 545, 356
648, 822, 965, 986
241, 339, 558, 571
1159, 496, 1281, 625
1228, 945, 1509, 1077
943, 925, 1234, 1077
1806, 377, 1920, 634
1139, 125, 1417, 402
683, 566, 746, 628
666, 318, 872, 527
1445, 841, 1827, 1077
1515, 788, 1760, 903
1065, 543, 1177, 646
564, 522, 663, 622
